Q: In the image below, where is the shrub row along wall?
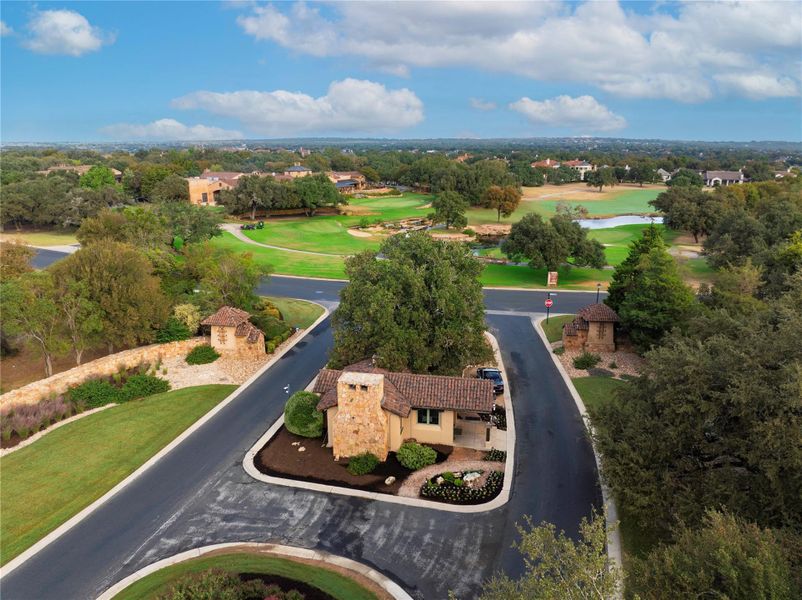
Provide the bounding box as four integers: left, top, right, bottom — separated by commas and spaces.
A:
0, 337, 207, 409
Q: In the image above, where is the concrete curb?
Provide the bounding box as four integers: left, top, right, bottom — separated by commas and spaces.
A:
531, 316, 624, 590
242, 331, 515, 514
484, 285, 608, 293
0, 305, 331, 580
0, 403, 117, 457
96, 542, 413, 600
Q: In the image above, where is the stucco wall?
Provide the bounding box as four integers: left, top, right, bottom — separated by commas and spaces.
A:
403, 409, 455, 447
0, 338, 207, 409
585, 322, 616, 353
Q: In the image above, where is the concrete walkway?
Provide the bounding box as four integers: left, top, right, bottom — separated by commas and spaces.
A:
221, 223, 346, 257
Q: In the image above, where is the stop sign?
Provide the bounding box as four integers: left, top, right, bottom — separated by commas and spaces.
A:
545, 298, 553, 308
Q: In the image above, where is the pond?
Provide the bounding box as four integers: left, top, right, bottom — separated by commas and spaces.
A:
575, 215, 663, 229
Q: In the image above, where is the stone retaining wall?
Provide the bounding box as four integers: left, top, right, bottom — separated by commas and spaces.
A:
0, 338, 208, 409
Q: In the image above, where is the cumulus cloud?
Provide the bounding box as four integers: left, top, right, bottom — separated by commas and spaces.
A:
234, 1, 801, 102
510, 95, 627, 132
100, 119, 242, 141
714, 73, 800, 100
171, 78, 424, 135
23, 9, 113, 56
470, 98, 497, 111
1, 21, 13, 36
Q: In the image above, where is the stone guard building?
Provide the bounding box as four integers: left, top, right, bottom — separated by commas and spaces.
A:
313, 361, 495, 460
201, 306, 266, 357
562, 303, 620, 353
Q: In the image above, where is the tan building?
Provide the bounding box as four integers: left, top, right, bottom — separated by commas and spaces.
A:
327, 171, 367, 193
562, 304, 620, 353
562, 159, 596, 181
201, 306, 265, 357
313, 361, 495, 460
284, 163, 312, 178
186, 176, 231, 206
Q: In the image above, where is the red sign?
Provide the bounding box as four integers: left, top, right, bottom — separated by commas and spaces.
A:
545, 298, 553, 308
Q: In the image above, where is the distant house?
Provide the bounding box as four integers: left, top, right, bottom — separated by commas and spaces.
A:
283, 163, 312, 178
562, 304, 620, 353
314, 361, 496, 460
187, 170, 266, 205
530, 158, 561, 169
657, 168, 672, 182
562, 159, 596, 181
328, 171, 366, 193
201, 306, 265, 357
701, 170, 745, 187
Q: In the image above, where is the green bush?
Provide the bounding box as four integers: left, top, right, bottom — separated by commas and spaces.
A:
159, 568, 301, 600
573, 351, 601, 370
186, 344, 220, 365
156, 317, 192, 343
553, 346, 565, 356
266, 340, 277, 354
284, 391, 324, 438
119, 374, 170, 401
347, 452, 380, 475
485, 448, 507, 462
397, 442, 437, 470
251, 313, 289, 340
69, 379, 120, 408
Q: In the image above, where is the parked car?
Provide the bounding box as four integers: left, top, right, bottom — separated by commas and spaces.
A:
477, 367, 504, 395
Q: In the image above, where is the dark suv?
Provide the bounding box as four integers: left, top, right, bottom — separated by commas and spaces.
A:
477, 367, 504, 395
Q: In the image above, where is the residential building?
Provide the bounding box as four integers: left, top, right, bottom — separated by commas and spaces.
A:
530, 158, 561, 169
562, 159, 596, 181
657, 168, 672, 182
314, 361, 496, 460
700, 170, 745, 187
284, 163, 312, 178
201, 306, 265, 358
328, 170, 366, 193
562, 304, 620, 353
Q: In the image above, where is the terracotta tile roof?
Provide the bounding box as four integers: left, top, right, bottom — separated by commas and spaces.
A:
201, 306, 251, 327
313, 363, 495, 416
578, 303, 620, 323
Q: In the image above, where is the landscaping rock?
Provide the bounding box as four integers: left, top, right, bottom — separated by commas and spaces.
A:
384, 476, 396, 486
298, 446, 306, 452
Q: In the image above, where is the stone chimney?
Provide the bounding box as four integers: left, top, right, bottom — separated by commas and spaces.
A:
332, 372, 389, 461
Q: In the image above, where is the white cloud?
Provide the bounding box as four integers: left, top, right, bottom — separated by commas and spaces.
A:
234, 1, 801, 102
171, 78, 424, 135
100, 119, 242, 141
23, 9, 113, 56
1, 21, 13, 36
510, 95, 627, 132
714, 73, 800, 100
470, 98, 497, 111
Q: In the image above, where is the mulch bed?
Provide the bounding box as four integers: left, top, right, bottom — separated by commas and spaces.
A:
239, 572, 335, 600
255, 426, 452, 495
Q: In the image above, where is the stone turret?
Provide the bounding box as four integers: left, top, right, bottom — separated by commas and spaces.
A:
332, 371, 388, 460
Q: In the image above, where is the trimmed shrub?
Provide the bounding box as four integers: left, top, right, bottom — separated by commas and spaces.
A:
251, 313, 289, 340
69, 379, 120, 408
119, 374, 170, 401
397, 442, 437, 471
284, 391, 324, 438
484, 448, 507, 462
347, 452, 380, 475
573, 351, 601, 370
156, 316, 192, 343
421, 470, 504, 504
553, 346, 565, 356
158, 568, 301, 600
186, 344, 220, 365
0, 396, 72, 442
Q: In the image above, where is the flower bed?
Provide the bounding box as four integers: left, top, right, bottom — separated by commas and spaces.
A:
420, 469, 504, 505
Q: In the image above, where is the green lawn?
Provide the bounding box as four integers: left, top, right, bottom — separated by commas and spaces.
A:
466, 188, 661, 225
0, 229, 78, 246
114, 552, 379, 600
541, 315, 575, 342
480, 263, 612, 289
0, 384, 236, 565
263, 296, 325, 328
571, 376, 628, 413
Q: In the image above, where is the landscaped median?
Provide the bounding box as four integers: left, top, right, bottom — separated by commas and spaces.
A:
0, 384, 236, 565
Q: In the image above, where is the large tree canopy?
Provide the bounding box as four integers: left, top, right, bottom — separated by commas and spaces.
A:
430, 190, 468, 229
330, 232, 490, 375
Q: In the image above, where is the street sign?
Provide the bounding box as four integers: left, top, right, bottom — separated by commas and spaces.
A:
547, 271, 558, 286
545, 298, 553, 308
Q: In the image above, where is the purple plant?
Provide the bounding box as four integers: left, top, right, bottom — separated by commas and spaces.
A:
1, 395, 72, 440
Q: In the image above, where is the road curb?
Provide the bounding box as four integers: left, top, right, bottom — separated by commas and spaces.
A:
96, 542, 413, 600
531, 316, 624, 592
0, 304, 331, 580
242, 331, 515, 514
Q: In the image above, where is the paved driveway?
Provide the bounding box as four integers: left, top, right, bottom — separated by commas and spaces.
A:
4, 253, 602, 599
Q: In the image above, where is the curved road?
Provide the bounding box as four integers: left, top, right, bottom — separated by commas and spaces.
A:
2, 251, 603, 599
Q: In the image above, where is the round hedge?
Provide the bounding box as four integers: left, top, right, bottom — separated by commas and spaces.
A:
284, 391, 324, 438
186, 344, 220, 365
347, 452, 380, 475
397, 441, 437, 470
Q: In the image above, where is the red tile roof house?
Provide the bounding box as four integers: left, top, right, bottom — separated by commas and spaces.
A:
313, 361, 496, 460
201, 306, 265, 358
562, 304, 620, 353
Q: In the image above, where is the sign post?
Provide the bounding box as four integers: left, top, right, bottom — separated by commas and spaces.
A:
545, 293, 555, 323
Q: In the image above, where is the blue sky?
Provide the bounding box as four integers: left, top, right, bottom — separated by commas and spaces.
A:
1, 1, 800, 142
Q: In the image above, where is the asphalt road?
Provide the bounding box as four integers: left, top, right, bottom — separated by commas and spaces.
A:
3, 251, 603, 599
